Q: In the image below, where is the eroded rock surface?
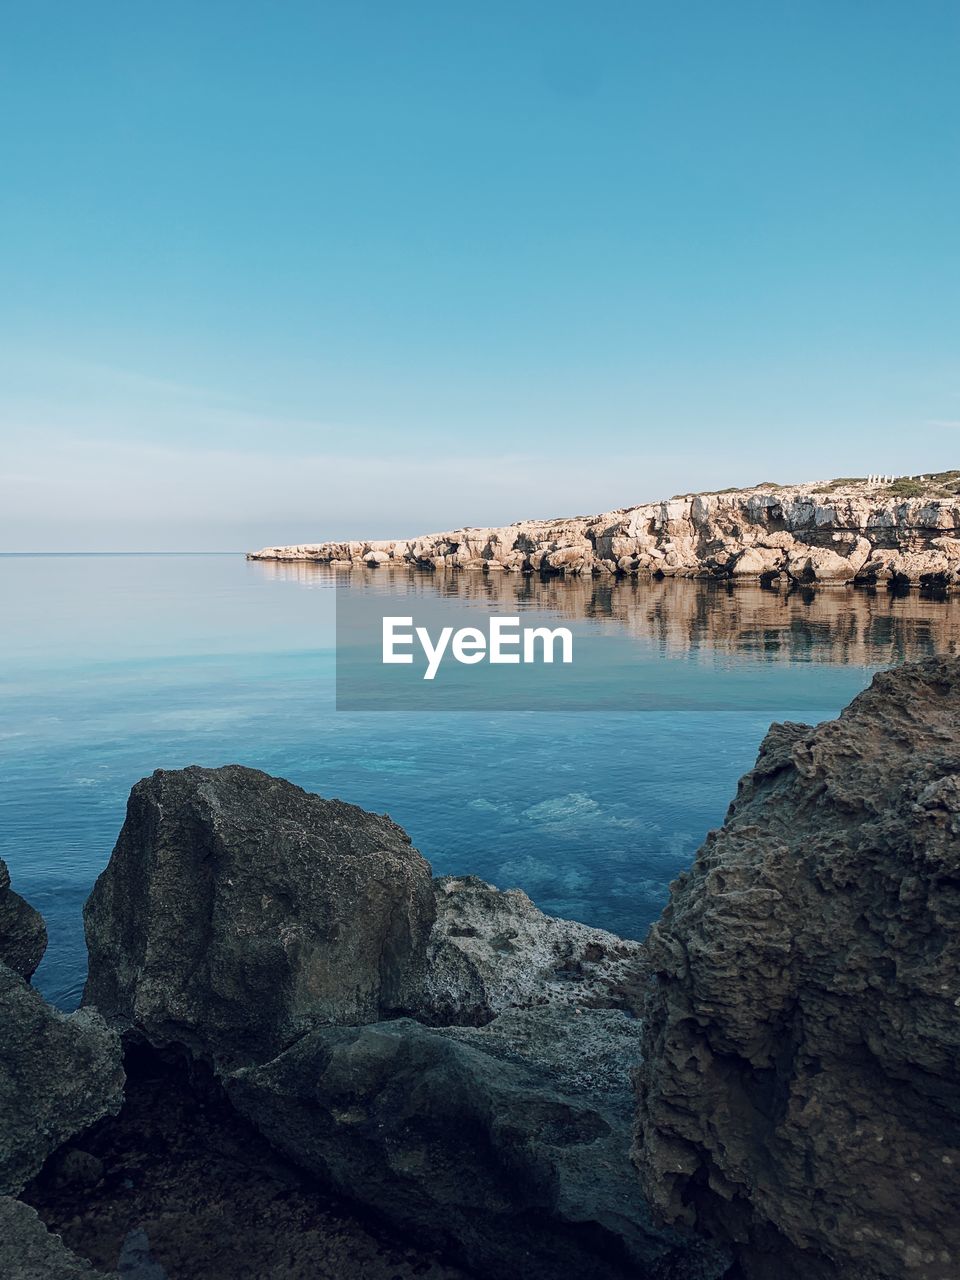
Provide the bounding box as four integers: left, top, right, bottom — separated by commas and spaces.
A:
634, 656, 960, 1280
82, 766, 436, 1069
247, 475, 960, 587
0, 858, 46, 980
0, 963, 123, 1196
417, 875, 648, 1025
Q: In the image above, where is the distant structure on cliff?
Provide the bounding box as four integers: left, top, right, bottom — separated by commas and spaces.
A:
867, 473, 927, 486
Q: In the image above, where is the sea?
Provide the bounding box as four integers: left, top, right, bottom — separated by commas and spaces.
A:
3, 552, 958, 1009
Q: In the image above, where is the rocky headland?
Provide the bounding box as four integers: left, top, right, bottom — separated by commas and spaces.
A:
248, 473, 960, 587
1, 658, 958, 1277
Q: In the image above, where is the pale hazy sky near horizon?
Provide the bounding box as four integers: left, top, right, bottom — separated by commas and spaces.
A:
1, 2, 958, 551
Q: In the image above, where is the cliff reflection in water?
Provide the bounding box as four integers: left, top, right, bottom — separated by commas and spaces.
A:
255, 561, 960, 669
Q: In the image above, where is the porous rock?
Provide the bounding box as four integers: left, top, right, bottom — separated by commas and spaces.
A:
82, 766, 436, 1069
417, 874, 648, 1025
634, 656, 960, 1280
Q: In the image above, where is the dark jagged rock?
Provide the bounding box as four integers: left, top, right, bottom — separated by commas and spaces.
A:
634, 656, 960, 1280
82, 766, 436, 1069
227, 1011, 729, 1280
0, 1197, 114, 1279
0, 857, 47, 981
0, 962, 124, 1196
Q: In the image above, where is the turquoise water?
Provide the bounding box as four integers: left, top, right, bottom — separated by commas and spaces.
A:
3, 554, 959, 1009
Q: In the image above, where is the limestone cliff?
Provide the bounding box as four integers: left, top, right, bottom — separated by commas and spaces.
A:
634, 656, 960, 1280
248, 473, 960, 587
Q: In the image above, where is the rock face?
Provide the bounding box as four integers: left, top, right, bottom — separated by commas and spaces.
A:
247, 474, 960, 587
417, 875, 648, 1026
0, 858, 46, 980
227, 1010, 727, 1280
83, 766, 436, 1069
634, 656, 960, 1280
0, 1197, 113, 1279
1, 861, 124, 1202
0, 964, 124, 1196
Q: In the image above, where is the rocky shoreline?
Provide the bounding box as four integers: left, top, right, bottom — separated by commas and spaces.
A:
1, 658, 959, 1277
248, 474, 960, 587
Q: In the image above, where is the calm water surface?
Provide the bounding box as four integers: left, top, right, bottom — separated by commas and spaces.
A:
3, 554, 959, 1008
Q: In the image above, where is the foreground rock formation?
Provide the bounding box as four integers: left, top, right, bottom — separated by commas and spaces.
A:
227, 1010, 677, 1280
0, 858, 124, 1202
248, 473, 960, 587
81, 766, 726, 1279
0, 967, 123, 1197
7, 655, 960, 1277
634, 657, 960, 1280
26, 1043, 471, 1280
417, 874, 648, 1025
0, 858, 124, 1278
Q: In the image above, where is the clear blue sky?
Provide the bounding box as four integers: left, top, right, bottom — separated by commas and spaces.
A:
1, 1, 958, 550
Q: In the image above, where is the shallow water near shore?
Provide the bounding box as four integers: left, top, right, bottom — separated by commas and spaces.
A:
3, 552, 960, 1009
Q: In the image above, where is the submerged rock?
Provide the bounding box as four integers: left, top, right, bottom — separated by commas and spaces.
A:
0, 857, 46, 981
634, 656, 960, 1280
83, 765, 436, 1069
227, 1010, 728, 1280
0, 1197, 113, 1279
0, 963, 123, 1196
